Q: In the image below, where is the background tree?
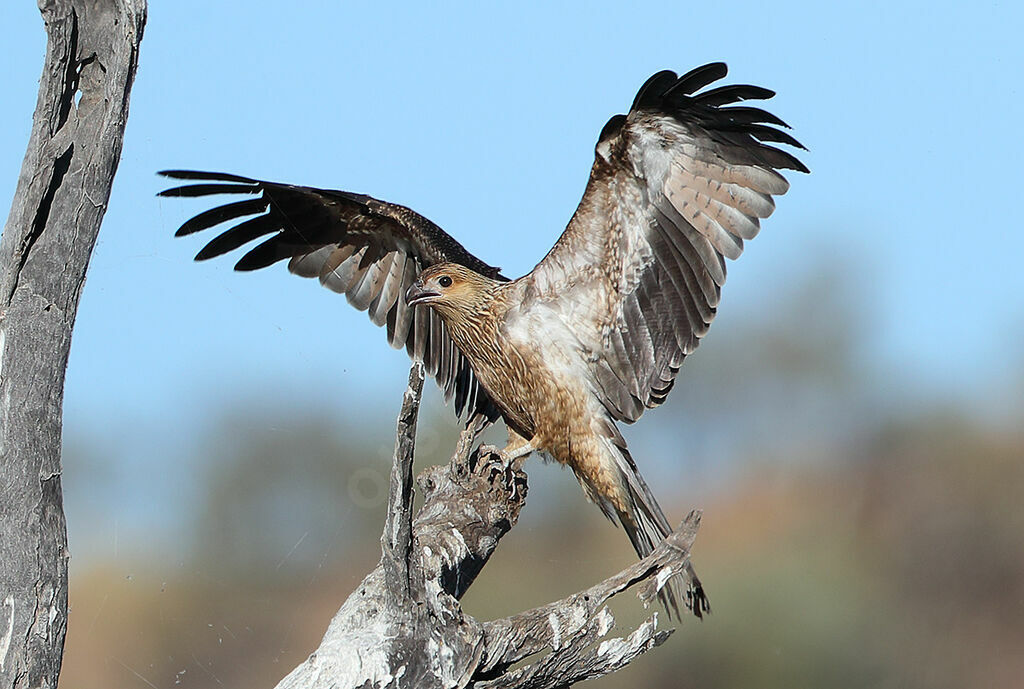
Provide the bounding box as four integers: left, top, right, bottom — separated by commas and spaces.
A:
0, 1, 145, 686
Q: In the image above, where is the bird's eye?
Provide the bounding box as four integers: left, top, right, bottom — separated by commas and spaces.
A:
438, 275, 453, 288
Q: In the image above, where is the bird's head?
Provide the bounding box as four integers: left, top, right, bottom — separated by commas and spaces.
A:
405, 263, 498, 319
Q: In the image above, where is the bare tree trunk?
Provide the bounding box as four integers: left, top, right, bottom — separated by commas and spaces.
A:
274, 363, 707, 689
0, 2, 145, 687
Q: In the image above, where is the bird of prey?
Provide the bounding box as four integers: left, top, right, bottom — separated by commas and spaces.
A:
161, 62, 806, 617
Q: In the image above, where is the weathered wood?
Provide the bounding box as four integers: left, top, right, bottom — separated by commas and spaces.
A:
0, 1, 145, 687
475, 512, 703, 687
274, 363, 519, 689
381, 362, 424, 593
274, 364, 705, 688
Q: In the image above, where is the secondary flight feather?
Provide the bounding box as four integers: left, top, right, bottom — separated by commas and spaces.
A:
161, 63, 807, 618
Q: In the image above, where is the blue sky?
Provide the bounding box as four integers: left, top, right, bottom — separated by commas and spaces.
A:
2, 0, 1022, 454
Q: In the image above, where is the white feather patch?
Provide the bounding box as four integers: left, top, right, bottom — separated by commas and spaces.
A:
672, 161, 776, 218
687, 156, 789, 196
664, 182, 744, 260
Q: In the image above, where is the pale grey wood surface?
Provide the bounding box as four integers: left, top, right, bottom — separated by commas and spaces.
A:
0, 2, 145, 687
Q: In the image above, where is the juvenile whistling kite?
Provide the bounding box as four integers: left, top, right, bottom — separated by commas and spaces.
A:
162, 63, 806, 618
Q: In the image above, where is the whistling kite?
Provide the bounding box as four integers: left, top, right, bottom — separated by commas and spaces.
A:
161, 63, 806, 617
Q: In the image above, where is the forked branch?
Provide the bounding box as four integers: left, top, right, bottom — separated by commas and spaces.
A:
273, 363, 704, 689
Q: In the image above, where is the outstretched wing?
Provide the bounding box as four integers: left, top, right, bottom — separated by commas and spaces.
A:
526, 63, 807, 423
159, 170, 506, 418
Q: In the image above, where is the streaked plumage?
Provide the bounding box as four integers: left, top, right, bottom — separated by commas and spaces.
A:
162, 63, 806, 617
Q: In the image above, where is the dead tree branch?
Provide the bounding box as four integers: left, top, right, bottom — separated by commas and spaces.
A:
0, 2, 145, 687
274, 362, 705, 689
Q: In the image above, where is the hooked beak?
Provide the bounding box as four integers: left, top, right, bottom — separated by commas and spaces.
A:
405, 281, 440, 307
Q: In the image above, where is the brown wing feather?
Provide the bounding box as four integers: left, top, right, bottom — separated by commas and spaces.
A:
159, 170, 505, 418
526, 63, 807, 423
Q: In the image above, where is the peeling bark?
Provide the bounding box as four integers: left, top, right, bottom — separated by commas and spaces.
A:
275, 363, 705, 689
0, 2, 146, 688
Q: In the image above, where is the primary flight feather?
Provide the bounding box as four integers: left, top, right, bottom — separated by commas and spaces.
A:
161, 62, 807, 618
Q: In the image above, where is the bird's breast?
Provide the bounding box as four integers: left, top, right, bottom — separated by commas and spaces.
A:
440, 301, 598, 462
494, 305, 597, 455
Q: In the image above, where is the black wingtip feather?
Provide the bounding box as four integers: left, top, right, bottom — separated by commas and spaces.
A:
159, 169, 259, 184
631, 70, 678, 111
193, 215, 281, 261
234, 235, 293, 271
628, 63, 808, 173
173, 198, 268, 237
718, 105, 791, 128
598, 114, 628, 144
743, 123, 807, 150
158, 183, 261, 198
777, 150, 811, 174
694, 84, 776, 106
665, 62, 728, 97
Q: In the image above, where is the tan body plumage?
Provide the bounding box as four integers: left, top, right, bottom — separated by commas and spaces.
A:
162, 63, 806, 617
412, 270, 631, 515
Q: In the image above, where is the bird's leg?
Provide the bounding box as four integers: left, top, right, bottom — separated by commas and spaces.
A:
498, 430, 536, 469
478, 429, 535, 469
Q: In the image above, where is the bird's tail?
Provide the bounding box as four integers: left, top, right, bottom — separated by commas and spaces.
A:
597, 422, 710, 620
